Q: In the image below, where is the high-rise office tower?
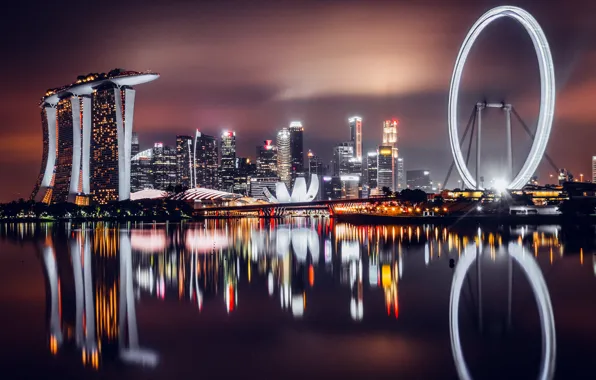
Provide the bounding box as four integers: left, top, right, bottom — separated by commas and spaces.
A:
220, 131, 236, 192
349, 116, 363, 161
234, 157, 254, 195
382, 119, 399, 190
131, 148, 153, 191
289, 121, 304, 183
277, 128, 291, 188
131, 132, 139, 158
31, 69, 159, 204
397, 157, 405, 190
366, 152, 378, 190
176, 135, 193, 188
152, 143, 177, 190
308, 150, 324, 201
308, 150, 324, 177
333, 143, 354, 176
193, 130, 218, 189
592, 156, 596, 183
406, 170, 432, 192
377, 146, 394, 191
256, 140, 278, 178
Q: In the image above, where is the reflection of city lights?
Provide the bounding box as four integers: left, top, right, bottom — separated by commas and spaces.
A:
291, 294, 305, 318
350, 298, 363, 321
131, 229, 167, 253
267, 272, 274, 296
185, 229, 229, 253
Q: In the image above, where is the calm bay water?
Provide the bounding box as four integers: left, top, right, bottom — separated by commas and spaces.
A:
0, 218, 595, 379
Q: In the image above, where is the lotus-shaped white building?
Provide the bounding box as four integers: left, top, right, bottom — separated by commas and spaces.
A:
263, 174, 319, 203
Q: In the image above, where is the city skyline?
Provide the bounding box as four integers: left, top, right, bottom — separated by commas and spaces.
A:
2, 0, 596, 201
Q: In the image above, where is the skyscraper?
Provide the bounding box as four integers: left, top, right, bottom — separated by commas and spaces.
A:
289, 121, 304, 183
234, 157, 255, 195
366, 152, 378, 190
333, 143, 354, 176
176, 135, 193, 188
131, 148, 153, 192
131, 132, 139, 158
220, 131, 236, 192
377, 146, 393, 191
256, 140, 278, 178
349, 116, 363, 161
406, 170, 432, 192
382, 119, 399, 190
277, 128, 291, 188
152, 143, 177, 190
308, 150, 324, 201
397, 157, 405, 190
90, 83, 120, 204
31, 69, 159, 204
592, 156, 596, 183
193, 130, 218, 189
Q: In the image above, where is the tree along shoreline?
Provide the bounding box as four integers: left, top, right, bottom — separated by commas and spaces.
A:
0, 198, 196, 222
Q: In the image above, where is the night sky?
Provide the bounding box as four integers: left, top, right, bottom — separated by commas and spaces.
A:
1, 0, 595, 201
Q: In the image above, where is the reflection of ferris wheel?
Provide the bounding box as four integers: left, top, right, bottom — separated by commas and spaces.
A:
449, 242, 556, 380
447, 6, 556, 190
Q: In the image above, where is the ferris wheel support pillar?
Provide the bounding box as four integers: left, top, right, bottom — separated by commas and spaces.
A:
504, 104, 513, 183
475, 103, 485, 190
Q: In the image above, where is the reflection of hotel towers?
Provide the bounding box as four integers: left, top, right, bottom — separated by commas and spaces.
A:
31, 70, 159, 204
40, 228, 157, 369
382, 120, 399, 190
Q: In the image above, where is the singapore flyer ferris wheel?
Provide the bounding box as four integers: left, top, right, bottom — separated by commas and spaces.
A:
447, 6, 556, 190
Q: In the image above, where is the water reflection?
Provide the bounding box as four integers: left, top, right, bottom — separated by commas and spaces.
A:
449, 241, 556, 380
1, 220, 594, 377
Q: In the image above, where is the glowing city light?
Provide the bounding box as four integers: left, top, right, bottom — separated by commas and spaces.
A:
448, 6, 555, 190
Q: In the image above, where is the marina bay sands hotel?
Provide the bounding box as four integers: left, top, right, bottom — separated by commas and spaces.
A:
31, 69, 159, 204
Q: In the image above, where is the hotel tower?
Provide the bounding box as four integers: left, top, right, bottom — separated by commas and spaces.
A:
31, 69, 159, 204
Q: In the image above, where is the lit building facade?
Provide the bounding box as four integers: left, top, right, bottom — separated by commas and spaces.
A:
131, 148, 153, 191
176, 135, 193, 188
377, 146, 394, 190
308, 151, 324, 201
397, 157, 405, 190
256, 140, 277, 178
277, 128, 292, 188
366, 152, 378, 190
349, 116, 363, 161
220, 131, 236, 192
406, 170, 432, 192
382, 119, 399, 190
333, 143, 354, 176
322, 176, 342, 200
31, 69, 159, 204
152, 143, 177, 190
249, 177, 278, 200
289, 121, 304, 183
592, 156, 596, 184
233, 157, 254, 195
193, 130, 218, 189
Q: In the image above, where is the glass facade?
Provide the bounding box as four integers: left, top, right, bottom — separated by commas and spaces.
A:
276, 128, 291, 188
194, 131, 218, 189
256, 140, 277, 178
289, 122, 304, 183
220, 131, 236, 192
152, 143, 177, 190
366, 152, 378, 190
377, 145, 394, 191
176, 135, 193, 188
